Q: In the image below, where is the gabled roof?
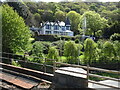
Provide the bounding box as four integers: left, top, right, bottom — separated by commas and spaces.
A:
40, 19, 71, 28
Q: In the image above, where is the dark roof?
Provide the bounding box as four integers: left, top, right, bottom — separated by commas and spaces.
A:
65, 17, 71, 26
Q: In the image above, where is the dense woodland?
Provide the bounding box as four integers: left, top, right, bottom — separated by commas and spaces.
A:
1, 1, 120, 71
6, 1, 120, 36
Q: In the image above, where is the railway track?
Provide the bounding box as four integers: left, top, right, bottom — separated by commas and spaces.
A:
0, 63, 53, 90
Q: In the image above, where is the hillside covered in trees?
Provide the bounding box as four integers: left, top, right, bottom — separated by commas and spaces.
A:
6, 1, 120, 37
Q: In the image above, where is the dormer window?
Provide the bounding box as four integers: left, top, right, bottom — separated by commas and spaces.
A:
54, 25, 59, 30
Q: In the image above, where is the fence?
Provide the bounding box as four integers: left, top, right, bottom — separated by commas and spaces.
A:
0, 52, 120, 89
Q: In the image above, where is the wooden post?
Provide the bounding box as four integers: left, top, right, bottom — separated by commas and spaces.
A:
87, 64, 89, 87
24, 53, 26, 61
44, 58, 46, 73
53, 59, 56, 75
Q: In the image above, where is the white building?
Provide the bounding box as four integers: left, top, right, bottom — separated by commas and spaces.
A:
30, 18, 74, 36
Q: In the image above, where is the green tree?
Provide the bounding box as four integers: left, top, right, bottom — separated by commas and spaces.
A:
67, 11, 81, 35
64, 41, 82, 64
113, 41, 120, 60
83, 38, 97, 65
80, 11, 108, 37
47, 47, 59, 64
34, 13, 41, 27
31, 41, 44, 63
41, 10, 54, 22
102, 41, 115, 60
55, 10, 66, 21
2, 4, 31, 53
7, 1, 29, 19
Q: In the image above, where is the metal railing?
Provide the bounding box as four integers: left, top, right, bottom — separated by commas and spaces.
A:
0, 52, 120, 89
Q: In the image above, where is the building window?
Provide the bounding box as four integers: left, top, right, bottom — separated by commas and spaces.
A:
62, 26, 65, 31
46, 25, 51, 29
46, 31, 51, 34
54, 25, 59, 30
66, 26, 70, 30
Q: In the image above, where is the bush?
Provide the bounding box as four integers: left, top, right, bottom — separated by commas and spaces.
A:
35, 34, 74, 41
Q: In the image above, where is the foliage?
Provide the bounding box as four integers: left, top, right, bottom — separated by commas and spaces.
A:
34, 13, 41, 27
40, 41, 51, 54
6, 2, 119, 36
2, 4, 31, 53
52, 40, 65, 56
113, 41, 120, 60
80, 11, 108, 37
47, 47, 59, 64
104, 21, 120, 38
67, 11, 81, 35
31, 41, 44, 63
64, 41, 82, 64
83, 38, 97, 65
110, 33, 120, 41
102, 41, 115, 60
11, 60, 21, 67
75, 39, 80, 43
41, 10, 54, 22
54, 10, 66, 21
7, 1, 29, 19
95, 30, 103, 38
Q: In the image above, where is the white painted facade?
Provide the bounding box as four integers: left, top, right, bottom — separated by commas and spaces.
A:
30, 20, 74, 36
40, 21, 74, 36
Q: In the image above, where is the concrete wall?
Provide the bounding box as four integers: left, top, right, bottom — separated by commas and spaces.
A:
52, 67, 88, 88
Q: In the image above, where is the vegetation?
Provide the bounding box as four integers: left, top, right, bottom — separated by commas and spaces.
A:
47, 46, 59, 64
5, 1, 119, 37
2, 4, 31, 53
1, 1, 120, 71
11, 60, 21, 67
83, 38, 97, 65
64, 41, 82, 64
80, 11, 108, 37
31, 41, 44, 63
